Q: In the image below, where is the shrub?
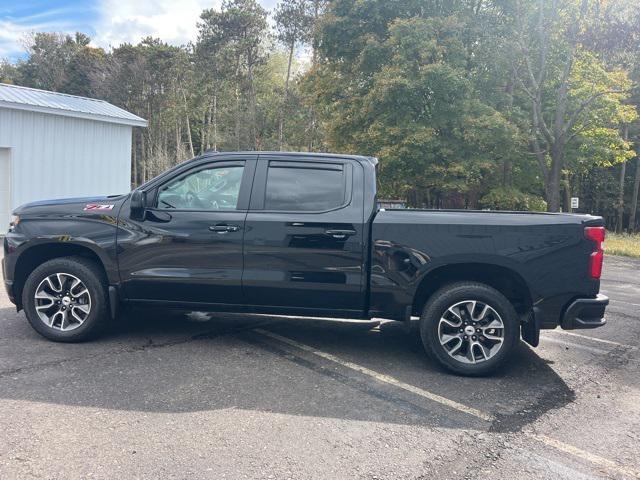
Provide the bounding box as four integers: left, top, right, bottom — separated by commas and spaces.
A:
479, 187, 547, 212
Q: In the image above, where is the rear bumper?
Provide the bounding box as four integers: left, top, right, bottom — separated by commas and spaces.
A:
560, 294, 608, 330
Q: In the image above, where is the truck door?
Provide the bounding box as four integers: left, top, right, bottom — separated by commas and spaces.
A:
117, 157, 256, 306
242, 156, 367, 317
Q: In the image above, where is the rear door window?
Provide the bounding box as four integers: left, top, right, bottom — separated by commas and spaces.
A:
264, 162, 346, 212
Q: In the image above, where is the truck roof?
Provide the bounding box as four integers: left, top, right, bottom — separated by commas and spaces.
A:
201, 150, 378, 165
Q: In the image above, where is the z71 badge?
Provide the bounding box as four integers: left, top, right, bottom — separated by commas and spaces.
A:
83, 204, 115, 211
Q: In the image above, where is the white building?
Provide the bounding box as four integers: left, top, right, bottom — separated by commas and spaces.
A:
0, 83, 147, 228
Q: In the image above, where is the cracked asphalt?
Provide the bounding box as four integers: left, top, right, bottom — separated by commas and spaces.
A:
1, 253, 639, 479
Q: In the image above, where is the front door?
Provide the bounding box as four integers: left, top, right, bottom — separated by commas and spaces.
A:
242, 156, 367, 316
117, 157, 256, 306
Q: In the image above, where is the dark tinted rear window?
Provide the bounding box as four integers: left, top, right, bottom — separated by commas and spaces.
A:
265, 163, 345, 211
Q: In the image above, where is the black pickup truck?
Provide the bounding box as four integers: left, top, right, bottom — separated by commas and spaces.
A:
2, 152, 608, 375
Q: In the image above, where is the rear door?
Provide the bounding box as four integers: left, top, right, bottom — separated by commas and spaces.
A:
242, 155, 367, 316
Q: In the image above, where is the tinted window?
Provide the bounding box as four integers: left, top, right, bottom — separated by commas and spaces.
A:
157, 165, 244, 210
265, 164, 346, 211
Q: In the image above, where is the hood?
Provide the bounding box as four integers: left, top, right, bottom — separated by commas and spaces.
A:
13, 194, 130, 216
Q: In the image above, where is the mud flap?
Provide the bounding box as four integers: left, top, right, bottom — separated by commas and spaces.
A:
108, 285, 119, 320
521, 311, 540, 347
401, 306, 419, 334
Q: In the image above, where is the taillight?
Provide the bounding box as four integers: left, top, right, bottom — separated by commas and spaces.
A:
584, 226, 605, 279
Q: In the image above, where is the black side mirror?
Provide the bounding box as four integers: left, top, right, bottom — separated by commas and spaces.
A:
130, 189, 147, 221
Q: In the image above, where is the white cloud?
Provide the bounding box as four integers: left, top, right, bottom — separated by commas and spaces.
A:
92, 0, 223, 50
0, 10, 78, 59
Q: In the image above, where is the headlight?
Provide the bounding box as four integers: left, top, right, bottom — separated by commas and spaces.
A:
8, 215, 19, 231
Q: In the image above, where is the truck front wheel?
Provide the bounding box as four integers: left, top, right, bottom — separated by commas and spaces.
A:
22, 256, 110, 342
420, 282, 519, 376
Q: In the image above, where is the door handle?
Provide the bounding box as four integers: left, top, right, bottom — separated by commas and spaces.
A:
325, 229, 356, 239
209, 224, 240, 233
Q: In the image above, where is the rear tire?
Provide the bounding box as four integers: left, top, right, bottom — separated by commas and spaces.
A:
419, 282, 519, 376
22, 256, 110, 342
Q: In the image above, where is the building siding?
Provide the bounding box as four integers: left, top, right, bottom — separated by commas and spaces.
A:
0, 108, 132, 210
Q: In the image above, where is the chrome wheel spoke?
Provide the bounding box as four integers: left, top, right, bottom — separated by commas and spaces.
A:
51, 310, 64, 328
35, 273, 91, 332
44, 276, 62, 293
448, 337, 464, 355
74, 304, 90, 314
74, 288, 89, 298
482, 330, 503, 341
56, 273, 67, 292
69, 278, 82, 294
59, 311, 68, 330
473, 341, 489, 360
438, 299, 505, 365
70, 308, 85, 323
483, 319, 503, 329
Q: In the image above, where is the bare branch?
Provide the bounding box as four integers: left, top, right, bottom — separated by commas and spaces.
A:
564, 89, 628, 135
531, 137, 549, 181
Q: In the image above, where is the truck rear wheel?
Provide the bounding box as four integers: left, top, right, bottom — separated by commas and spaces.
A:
420, 282, 519, 376
22, 256, 110, 342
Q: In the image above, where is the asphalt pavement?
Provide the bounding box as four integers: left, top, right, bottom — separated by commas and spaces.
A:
0, 253, 639, 479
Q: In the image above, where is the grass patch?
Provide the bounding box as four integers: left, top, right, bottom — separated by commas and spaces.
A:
605, 232, 640, 258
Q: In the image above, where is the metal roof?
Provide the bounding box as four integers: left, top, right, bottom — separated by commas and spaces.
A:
0, 83, 147, 127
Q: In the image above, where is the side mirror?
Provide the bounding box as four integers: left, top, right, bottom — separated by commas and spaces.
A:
130, 189, 147, 221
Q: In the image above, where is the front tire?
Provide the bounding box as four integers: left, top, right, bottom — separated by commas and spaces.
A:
22, 256, 110, 342
420, 282, 519, 376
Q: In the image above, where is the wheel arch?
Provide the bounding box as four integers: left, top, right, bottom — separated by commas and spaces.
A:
412, 262, 533, 317
12, 240, 113, 309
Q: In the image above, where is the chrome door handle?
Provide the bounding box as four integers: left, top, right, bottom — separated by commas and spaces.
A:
325, 229, 356, 239
209, 224, 240, 233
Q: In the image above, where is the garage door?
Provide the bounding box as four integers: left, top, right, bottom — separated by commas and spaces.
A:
0, 148, 10, 232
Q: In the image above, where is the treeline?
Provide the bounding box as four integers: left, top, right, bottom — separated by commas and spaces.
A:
1, 0, 639, 230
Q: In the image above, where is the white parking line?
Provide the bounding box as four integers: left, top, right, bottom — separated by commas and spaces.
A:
546, 330, 638, 350
540, 336, 612, 355
255, 328, 640, 479
530, 434, 640, 479
598, 293, 640, 308
254, 328, 494, 421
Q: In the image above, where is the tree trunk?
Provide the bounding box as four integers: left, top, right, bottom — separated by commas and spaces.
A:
247, 64, 258, 150
546, 143, 564, 212
617, 161, 626, 232
132, 133, 138, 188
185, 115, 195, 158
279, 41, 295, 151
629, 155, 640, 232
205, 103, 212, 150
175, 120, 180, 163
200, 109, 206, 155
181, 89, 195, 158
212, 94, 218, 151
563, 173, 571, 213
140, 133, 146, 183
235, 86, 241, 151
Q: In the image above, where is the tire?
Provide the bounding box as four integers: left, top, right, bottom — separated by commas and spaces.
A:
419, 282, 519, 376
22, 256, 110, 342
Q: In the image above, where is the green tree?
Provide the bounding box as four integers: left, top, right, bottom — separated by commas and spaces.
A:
511, 0, 636, 212
308, 1, 521, 206
274, 0, 313, 150
199, 0, 269, 150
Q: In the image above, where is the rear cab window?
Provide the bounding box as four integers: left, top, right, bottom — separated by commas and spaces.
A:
263, 160, 349, 212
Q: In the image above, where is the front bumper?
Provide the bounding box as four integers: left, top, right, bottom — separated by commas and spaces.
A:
560, 294, 609, 330
2, 235, 17, 304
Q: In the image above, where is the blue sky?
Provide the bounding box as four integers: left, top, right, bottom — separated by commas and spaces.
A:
0, 0, 278, 61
